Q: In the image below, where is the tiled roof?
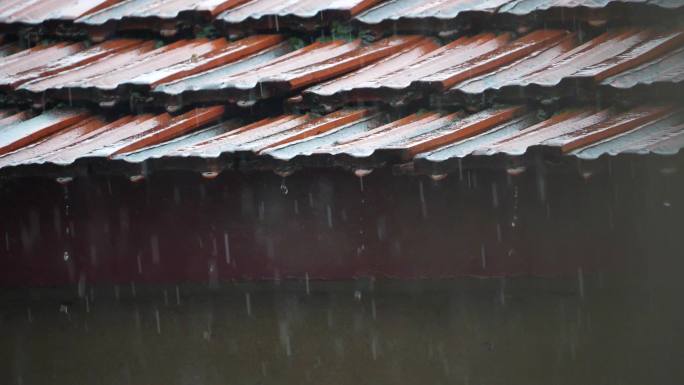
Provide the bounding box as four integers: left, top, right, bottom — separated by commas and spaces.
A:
0, 35, 425, 108
0, 1, 682, 178
354, 0, 684, 33
78, 0, 243, 25
1, 0, 679, 38
0, 0, 120, 25
601, 46, 684, 88
72, 0, 385, 39
4, 35, 285, 106
0, 29, 681, 110
0, 106, 225, 167
155, 35, 422, 108
1, 104, 682, 174
356, 0, 681, 26
216, 0, 382, 25
304, 28, 684, 108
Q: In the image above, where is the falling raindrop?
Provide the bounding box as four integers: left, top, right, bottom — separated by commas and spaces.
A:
376, 217, 386, 241
496, 223, 502, 242
491, 182, 499, 208
175, 285, 181, 305
371, 298, 377, 320
577, 268, 584, 299
279, 321, 292, 357
258, 201, 265, 221
419, 180, 427, 218
280, 178, 288, 195
480, 244, 487, 269
78, 273, 86, 298
208, 259, 218, 289
114, 285, 120, 301
327, 308, 334, 328
131, 282, 137, 298
511, 186, 519, 228
354, 290, 362, 301
293, 199, 299, 215
173, 186, 181, 204
326, 205, 333, 228
305, 272, 310, 295
224, 232, 231, 265
245, 292, 252, 317
154, 308, 161, 334
136, 253, 143, 274
27, 308, 32, 323
536, 163, 547, 204
163, 289, 169, 306
150, 235, 160, 265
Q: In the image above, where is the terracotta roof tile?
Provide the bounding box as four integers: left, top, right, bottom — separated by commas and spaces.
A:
4, 104, 682, 174
0, 0, 120, 24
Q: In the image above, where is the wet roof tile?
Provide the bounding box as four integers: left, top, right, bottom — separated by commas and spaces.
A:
497, 0, 684, 14
0, 106, 225, 168
356, 0, 508, 24
0, 39, 144, 90
217, 0, 382, 24
601, 46, 684, 88
417, 105, 682, 162
355, 0, 682, 26
0, 0, 121, 24
172, 109, 375, 157
0, 110, 34, 126
304, 28, 684, 107
0, 35, 419, 107
0, 109, 91, 156
2, 104, 684, 172
305, 107, 527, 160
77, 0, 245, 25
574, 111, 684, 157
0, 27, 679, 108
154, 35, 424, 106
10, 35, 284, 104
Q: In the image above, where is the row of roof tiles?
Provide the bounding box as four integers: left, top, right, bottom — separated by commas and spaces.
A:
1, 103, 682, 174
0, 29, 681, 109
0, 0, 680, 33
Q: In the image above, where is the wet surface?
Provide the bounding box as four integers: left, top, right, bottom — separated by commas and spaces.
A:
3, 104, 684, 173
0, 275, 683, 385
